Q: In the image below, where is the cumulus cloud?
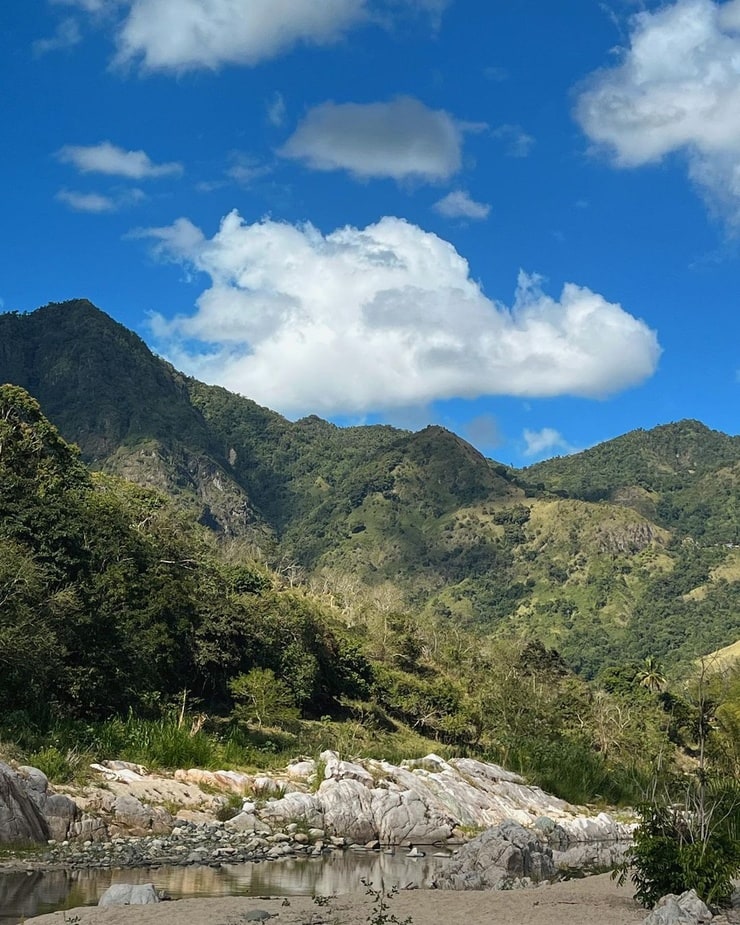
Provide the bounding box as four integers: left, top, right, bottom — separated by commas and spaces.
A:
100, 0, 449, 71
113, 0, 368, 71
57, 141, 183, 179
576, 0, 740, 224
279, 97, 462, 182
523, 427, 576, 459
433, 190, 490, 220
139, 212, 661, 417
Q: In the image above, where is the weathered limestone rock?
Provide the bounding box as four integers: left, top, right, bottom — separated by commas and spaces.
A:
432, 821, 556, 889
68, 812, 107, 842
258, 792, 322, 830
16, 766, 79, 841
643, 891, 713, 925
99, 883, 160, 906
285, 759, 316, 781
0, 762, 49, 844
36, 793, 79, 842
173, 768, 252, 794
370, 788, 452, 844
107, 794, 173, 836
319, 779, 376, 843
321, 751, 375, 788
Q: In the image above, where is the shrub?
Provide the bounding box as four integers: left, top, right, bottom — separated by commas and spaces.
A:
617, 801, 740, 908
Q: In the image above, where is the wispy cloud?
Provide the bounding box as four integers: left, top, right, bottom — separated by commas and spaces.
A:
56, 186, 145, 212
58, 141, 183, 179
55, 189, 116, 212
33, 18, 82, 55
491, 124, 535, 158
523, 427, 578, 459
266, 92, 286, 127
433, 190, 490, 220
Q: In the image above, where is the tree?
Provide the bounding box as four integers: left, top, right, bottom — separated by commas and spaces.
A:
229, 668, 299, 730
638, 656, 667, 694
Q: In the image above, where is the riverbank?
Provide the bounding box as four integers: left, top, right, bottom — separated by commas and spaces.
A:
25, 872, 644, 925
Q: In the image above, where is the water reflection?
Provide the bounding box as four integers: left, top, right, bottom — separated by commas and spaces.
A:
0, 851, 445, 925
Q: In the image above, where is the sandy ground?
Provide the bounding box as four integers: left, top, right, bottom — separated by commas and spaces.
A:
24, 873, 645, 925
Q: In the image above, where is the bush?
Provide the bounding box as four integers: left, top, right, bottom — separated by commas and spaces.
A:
617, 802, 740, 908
27, 746, 80, 783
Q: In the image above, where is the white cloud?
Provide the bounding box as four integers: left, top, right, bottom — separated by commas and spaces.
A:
58, 141, 183, 179
33, 18, 82, 55
433, 190, 490, 220
140, 212, 661, 417
56, 186, 146, 212
114, 0, 368, 71
576, 0, 740, 224
279, 97, 462, 182
55, 189, 116, 212
523, 427, 576, 459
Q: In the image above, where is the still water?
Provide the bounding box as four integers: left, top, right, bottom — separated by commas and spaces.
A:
0, 851, 446, 925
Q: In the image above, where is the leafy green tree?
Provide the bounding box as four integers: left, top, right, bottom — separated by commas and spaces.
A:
229, 668, 299, 730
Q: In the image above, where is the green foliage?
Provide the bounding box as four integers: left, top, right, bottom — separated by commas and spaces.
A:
3, 303, 740, 683
618, 802, 740, 908
26, 746, 80, 784
229, 668, 300, 731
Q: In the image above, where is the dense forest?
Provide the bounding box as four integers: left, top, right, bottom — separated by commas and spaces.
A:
1, 300, 740, 808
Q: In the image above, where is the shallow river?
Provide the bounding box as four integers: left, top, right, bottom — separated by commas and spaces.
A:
0, 851, 445, 925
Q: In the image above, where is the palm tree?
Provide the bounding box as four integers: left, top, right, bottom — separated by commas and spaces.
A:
637, 656, 666, 693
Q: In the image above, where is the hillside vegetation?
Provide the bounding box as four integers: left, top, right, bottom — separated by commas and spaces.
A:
3, 301, 738, 680
2, 302, 740, 810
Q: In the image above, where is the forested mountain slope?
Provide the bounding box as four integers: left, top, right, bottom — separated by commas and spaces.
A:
2, 300, 739, 676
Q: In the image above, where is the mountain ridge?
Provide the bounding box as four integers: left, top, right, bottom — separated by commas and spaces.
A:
2, 299, 739, 675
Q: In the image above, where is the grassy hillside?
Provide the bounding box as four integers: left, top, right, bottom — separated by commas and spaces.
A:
2, 300, 739, 677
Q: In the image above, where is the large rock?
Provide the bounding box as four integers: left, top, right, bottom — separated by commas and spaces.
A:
432, 821, 556, 889
643, 891, 713, 925
99, 883, 160, 906
16, 766, 80, 841
319, 779, 377, 843
108, 794, 173, 836
643, 896, 696, 925
0, 763, 50, 844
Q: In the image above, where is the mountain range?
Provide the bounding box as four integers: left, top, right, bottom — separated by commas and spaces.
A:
2, 299, 739, 677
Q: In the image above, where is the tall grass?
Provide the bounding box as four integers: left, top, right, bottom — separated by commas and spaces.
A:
501, 738, 651, 806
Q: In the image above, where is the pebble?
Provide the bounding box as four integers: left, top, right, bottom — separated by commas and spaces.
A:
36, 819, 339, 871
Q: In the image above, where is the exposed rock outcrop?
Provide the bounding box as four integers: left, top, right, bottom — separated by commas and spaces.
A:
0, 763, 49, 844
0, 750, 634, 862
432, 821, 556, 889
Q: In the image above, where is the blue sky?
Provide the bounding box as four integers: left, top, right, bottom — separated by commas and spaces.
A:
2, 0, 739, 466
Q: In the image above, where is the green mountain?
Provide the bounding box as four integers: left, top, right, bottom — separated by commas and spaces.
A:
0, 301, 268, 540
2, 299, 739, 676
